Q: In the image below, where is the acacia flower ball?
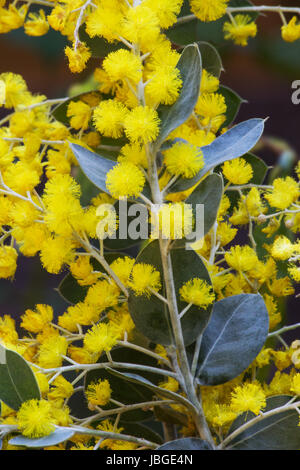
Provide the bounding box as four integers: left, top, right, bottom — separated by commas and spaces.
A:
106, 162, 145, 199
129, 263, 161, 297
179, 278, 215, 309
223, 15, 257, 46
17, 399, 55, 438
281, 16, 300, 42
86, 379, 112, 407
191, 0, 229, 22
93, 99, 128, 139
222, 157, 253, 185
123, 106, 160, 144
163, 141, 204, 179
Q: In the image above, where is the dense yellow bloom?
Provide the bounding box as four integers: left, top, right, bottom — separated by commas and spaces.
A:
70, 256, 99, 286
288, 265, 300, 282
271, 236, 294, 260
83, 323, 118, 355
123, 106, 160, 143
144, 0, 183, 29
0, 4, 27, 34
85, 280, 120, 311
103, 50, 142, 85
265, 177, 299, 210
110, 257, 135, 287
0, 246, 17, 279
86, 379, 112, 406
0, 73, 28, 109
106, 162, 145, 199
17, 400, 55, 438
48, 376, 74, 402
118, 143, 148, 168
122, 5, 160, 52
163, 141, 204, 179
129, 263, 161, 297
191, 0, 228, 22
179, 278, 215, 309
145, 65, 182, 106
245, 187, 266, 217
225, 245, 258, 273
223, 15, 257, 46
24, 10, 49, 37
290, 374, 300, 395
38, 335, 68, 368
95, 203, 118, 239
93, 99, 128, 139
67, 100, 92, 130
21, 304, 53, 334
85, 2, 124, 42
153, 203, 194, 239
230, 383, 266, 415
222, 158, 253, 185
65, 43, 91, 73
201, 69, 220, 94
281, 16, 300, 42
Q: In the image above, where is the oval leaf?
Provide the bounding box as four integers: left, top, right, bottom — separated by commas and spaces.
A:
156, 437, 213, 450
9, 428, 75, 448
225, 395, 300, 450
155, 44, 202, 149
197, 42, 223, 78
197, 294, 269, 386
172, 118, 265, 192
0, 345, 40, 410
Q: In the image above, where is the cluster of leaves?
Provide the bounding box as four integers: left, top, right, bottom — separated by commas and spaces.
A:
0, 0, 300, 452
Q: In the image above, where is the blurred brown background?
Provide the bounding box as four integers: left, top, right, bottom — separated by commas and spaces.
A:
0, 0, 299, 336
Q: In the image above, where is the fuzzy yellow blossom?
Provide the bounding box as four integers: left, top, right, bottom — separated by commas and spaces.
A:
265, 177, 299, 210
196, 92, 227, 120
143, 0, 183, 29
38, 335, 68, 368
200, 69, 220, 94
3, 161, 40, 195
40, 236, 75, 274
17, 399, 55, 438
0, 246, 17, 279
225, 245, 258, 273
103, 50, 142, 85
190, 0, 229, 22
129, 263, 161, 297
83, 323, 118, 355
86, 379, 112, 406
223, 15, 257, 46
290, 374, 300, 395
154, 203, 194, 239
222, 158, 253, 185
271, 236, 294, 260
67, 100, 92, 130
122, 5, 160, 51
123, 106, 160, 143
93, 99, 128, 139
163, 141, 204, 179
109, 257, 135, 287
21, 304, 53, 334
85, 280, 120, 311
281, 16, 300, 42
230, 383, 266, 415
48, 376, 74, 402
179, 278, 215, 309
95, 203, 118, 239
106, 162, 145, 199
85, 2, 124, 43
24, 10, 49, 37
0, 4, 27, 34
245, 187, 266, 217
288, 265, 300, 282
118, 143, 148, 168
145, 65, 182, 106
65, 43, 91, 74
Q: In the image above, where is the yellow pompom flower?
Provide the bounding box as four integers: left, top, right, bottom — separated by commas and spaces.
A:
110, 257, 135, 287
48, 376, 74, 402
145, 65, 182, 106
288, 265, 300, 282
144, 0, 183, 29
65, 43, 91, 73
153, 203, 194, 239
281, 16, 300, 43
230, 383, 266, 415
190, 0, 229, 22
21, 304, 53, 334
129, 263, 161, 297
85, 2, 124, 43
200, 69, 220, 94
38, 334, 68, 368
93, 99, 128, 139
47, 5, 67, 32
163, 141, 204, 179
67, 100, 92, 130
40, 236, 75, 274
103, 50, 142, 85
0, 4, 27, 34
121, 5, 160, 51
86, 379, 112, 406
118, 143, 148, 168
17, 399, 55, 438
24, 9, 49, 37
179, 278, 215, 309
196, 92, 227, 129
225, 245, 258, 273
123, 105, 160, 143
85, 280, 120, 311
106, 162, 145, 199
84, 323, 118, 355
0, 72, 28, 109
271, 236, 294, 261
222, 157, 253, 185
0, 246, 17, 279
70, 256, 99, 287
223, 15, 257, 46
265, 176, 299, 210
